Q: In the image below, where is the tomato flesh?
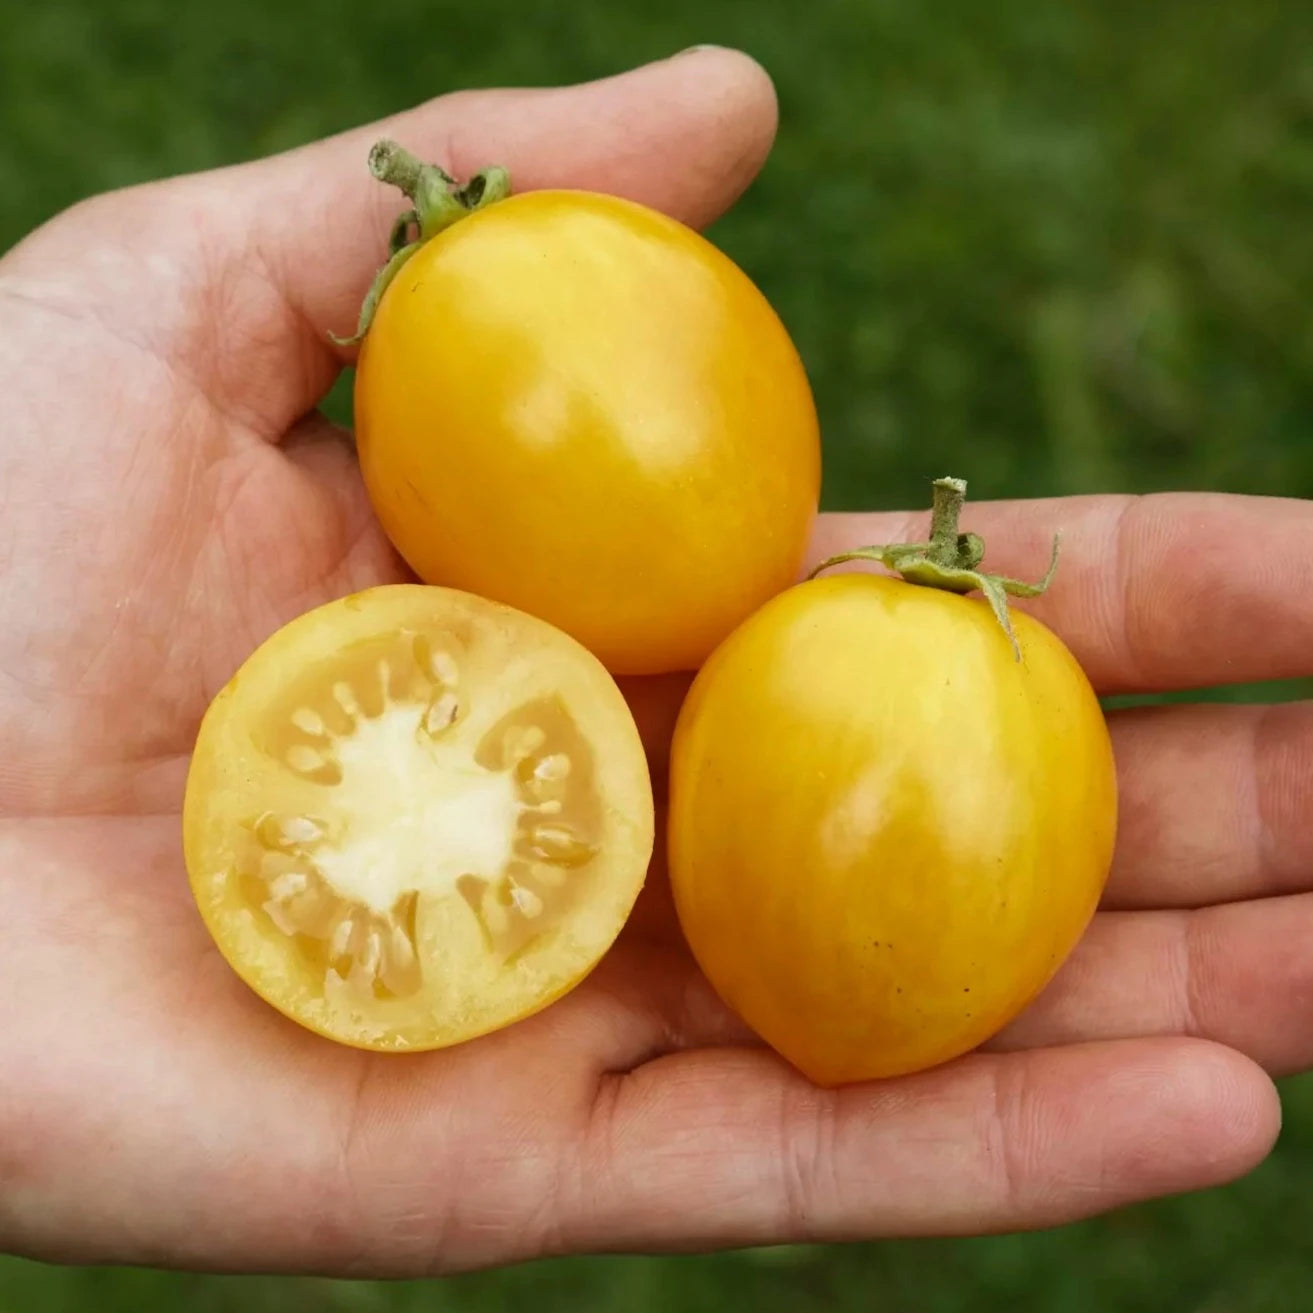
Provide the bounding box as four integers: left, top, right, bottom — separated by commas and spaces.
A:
667, 573, 1117, 1086
183, 585, 653, 1050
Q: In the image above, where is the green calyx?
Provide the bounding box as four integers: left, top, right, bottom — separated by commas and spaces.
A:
330, 139, 511, 347
808, 476, 1059, 660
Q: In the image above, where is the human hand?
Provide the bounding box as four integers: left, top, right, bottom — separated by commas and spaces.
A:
1, 48, 1309, 1277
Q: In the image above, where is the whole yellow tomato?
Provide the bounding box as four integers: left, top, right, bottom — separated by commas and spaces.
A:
667, 481, 1117, 1086
183, 585, 653, 1051
349, 142, 820, 676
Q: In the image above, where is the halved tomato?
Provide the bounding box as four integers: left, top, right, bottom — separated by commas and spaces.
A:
183, 585, 653, 1050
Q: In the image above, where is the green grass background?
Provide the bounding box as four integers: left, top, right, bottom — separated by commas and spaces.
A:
2, 0, 1311, 1307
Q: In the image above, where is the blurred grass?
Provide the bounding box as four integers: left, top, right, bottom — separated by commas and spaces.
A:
2, 0, 1311, 1308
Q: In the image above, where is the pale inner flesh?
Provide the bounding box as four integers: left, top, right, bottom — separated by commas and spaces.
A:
244, 631, 601, 1001
315, 711, 520, 914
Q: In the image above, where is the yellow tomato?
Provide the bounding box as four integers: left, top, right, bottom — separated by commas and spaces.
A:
183, 585, 653, 1051
667, 573, 1117, 1086
354, 189, 820, 676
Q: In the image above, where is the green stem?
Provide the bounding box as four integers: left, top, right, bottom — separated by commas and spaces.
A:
330, 139, 512, 346
369, 139, 510, 239
927, 477, 967, 566
369, 139, 446, 197
807, 475, 1061, 661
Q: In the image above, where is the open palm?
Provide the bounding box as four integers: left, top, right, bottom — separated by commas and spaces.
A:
2, 50, 1310, 1276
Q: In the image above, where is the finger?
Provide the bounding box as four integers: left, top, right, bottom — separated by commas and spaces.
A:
1104, 700, 1313, 909
616, 671, 694, 799
587, 710, 1313, 1072
812, 492, 1313, 693
992, 897, 1313, 1077
530, 935, 759, 1073
557, 1039, 1276, 1251
238, 48, 778, 425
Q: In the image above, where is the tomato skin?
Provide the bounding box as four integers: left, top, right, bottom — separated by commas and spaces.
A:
354, 190, 820, 676
667, 573, 1117, 1086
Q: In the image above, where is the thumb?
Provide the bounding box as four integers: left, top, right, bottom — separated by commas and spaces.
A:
247, 47, 778, 366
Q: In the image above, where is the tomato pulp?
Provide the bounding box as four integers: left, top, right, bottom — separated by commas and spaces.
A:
183, 585, 654, 1050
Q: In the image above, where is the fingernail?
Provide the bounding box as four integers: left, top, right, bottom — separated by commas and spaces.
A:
675, 43, 729, 56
